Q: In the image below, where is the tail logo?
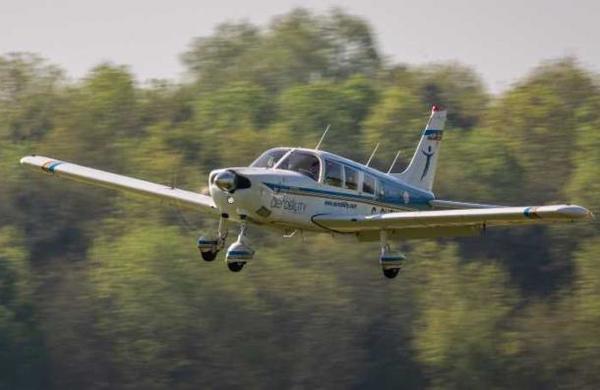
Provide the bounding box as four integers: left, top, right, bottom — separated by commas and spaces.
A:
425, 129, 444, 141
421, 146, 434, 180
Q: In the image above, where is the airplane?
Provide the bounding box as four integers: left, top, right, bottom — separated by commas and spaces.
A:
20, 106, 593, 279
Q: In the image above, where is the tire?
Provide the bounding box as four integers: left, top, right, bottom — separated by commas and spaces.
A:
200, 250, 218, 262
383, 268, 399, 279
227, 262, 245, 272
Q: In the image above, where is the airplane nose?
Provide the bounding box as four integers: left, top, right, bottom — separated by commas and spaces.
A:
215, 170, 237, 192
214, 170, 252, 193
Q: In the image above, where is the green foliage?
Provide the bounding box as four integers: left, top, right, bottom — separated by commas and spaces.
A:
0, 228, 46, 389
435, 128, 525, 203
0, 8, 599, 390
182, 8, 380, 93
414, 63, 489, 129
568, 96, 600, 215
0, 53, 64, 142
41, 64, 138, 169
411, 243, 517, 389
362, 86, 425, 167
485, 59, 598, 203
191, 82, 272, 167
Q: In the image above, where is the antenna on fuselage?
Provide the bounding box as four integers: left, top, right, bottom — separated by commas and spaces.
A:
387, 150, 402, 174
315, 124, 331, 150
365, 143, 380, 167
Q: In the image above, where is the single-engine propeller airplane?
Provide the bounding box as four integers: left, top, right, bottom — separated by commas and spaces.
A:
20, 106, 593, 278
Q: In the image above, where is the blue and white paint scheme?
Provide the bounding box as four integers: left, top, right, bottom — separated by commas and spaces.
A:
19, 106, 593, 278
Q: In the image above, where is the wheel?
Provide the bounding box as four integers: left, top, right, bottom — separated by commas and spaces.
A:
383, 268, 400, 279
200, 250, 218, 262
227, 262, 245, 272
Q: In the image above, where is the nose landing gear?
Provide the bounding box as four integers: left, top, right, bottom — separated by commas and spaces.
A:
225, 216, 254, 272
196, 215, 255, 272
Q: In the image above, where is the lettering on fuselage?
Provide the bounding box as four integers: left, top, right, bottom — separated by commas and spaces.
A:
371, 206, 395, 214
270, 195, 306, 214
324, 200, 357, 209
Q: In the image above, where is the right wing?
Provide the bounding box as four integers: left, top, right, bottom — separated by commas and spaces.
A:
20, 155, 217, 213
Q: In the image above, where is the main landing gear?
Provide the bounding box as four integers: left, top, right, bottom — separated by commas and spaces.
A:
197, 216, 228, 262
379, 230, 405, 279
196, 215, 255, 272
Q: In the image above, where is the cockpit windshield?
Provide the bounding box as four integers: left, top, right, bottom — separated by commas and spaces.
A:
276, 150, 320, 181
250, 148, 290, 168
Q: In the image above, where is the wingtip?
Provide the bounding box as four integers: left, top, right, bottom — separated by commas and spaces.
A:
20, 156, 32, 165
559, 205, 594, 220
20, 155, 48, 168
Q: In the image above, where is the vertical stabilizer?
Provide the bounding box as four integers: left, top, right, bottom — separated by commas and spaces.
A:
392, 106, 447, 192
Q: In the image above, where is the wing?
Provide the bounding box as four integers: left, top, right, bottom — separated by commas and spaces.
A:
429, 199, 499, 209
313, 205, 593, 237
20, 155, 217, 213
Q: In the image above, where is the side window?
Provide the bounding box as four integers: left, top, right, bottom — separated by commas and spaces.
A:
377, 180, 385, 199
362, 173, 375, 195
344, 166, 358, 190
324, 160, 343, 187
379, 181, 401, 200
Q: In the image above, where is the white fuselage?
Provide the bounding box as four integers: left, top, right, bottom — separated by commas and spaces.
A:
209, 166, 428, 232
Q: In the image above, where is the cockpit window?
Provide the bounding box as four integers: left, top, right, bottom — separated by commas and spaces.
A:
250, 148, 290, 168
276, 151, 320, 181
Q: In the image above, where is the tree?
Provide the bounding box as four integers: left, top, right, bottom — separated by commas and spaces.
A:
413, 63, 489, 130
0, 228, 47, 389
411, 243, 518, 389
567, 95, 600, 216
362, 86, 424, 169
0, 53, 64, 142
484, 58, 598, 203
182, 9, 381, 94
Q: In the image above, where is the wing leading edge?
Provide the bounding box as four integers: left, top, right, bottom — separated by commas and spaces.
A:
20, 155, 217, 212
313, 205, 593, 233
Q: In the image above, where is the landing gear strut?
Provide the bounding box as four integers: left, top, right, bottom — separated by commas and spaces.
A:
197, 215, 229, 261
379, 230, 405, 279
225, 215, 255, 272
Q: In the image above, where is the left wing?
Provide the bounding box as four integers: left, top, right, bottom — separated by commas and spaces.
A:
429, 199, 499, 209
20, 155, 217, 213
313, 205, 592, 233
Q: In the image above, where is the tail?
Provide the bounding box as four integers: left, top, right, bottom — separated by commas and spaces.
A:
392, 105, 447, 192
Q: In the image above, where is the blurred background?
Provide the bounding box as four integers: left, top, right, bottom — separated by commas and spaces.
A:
1, 1, 600, 389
